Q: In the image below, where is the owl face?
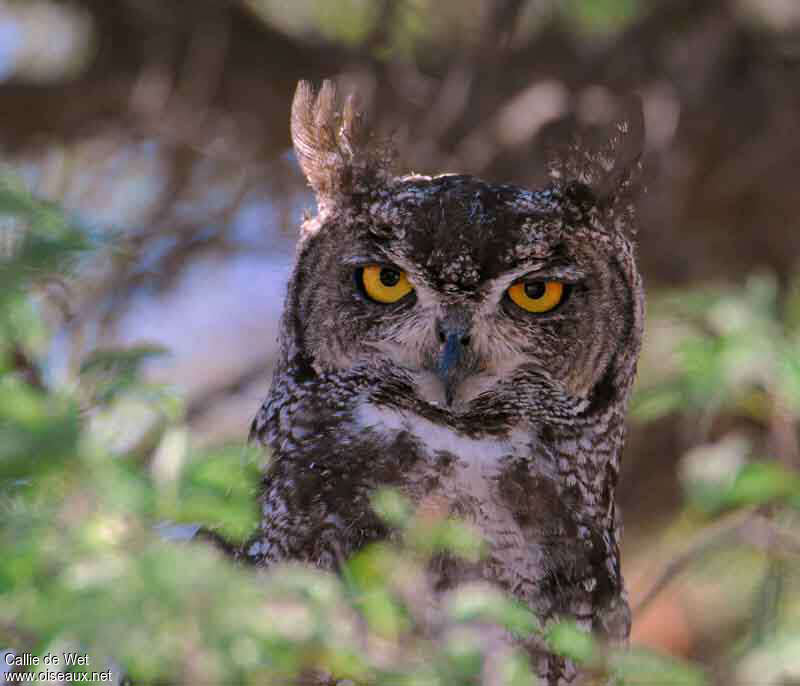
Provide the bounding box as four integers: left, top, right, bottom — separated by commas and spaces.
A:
281, 80, 644, 427
290, 173, 638, 416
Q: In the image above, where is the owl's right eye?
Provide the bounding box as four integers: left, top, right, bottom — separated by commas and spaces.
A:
358, 265, 414, 304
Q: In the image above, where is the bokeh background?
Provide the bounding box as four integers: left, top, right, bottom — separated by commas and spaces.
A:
2, 0, 800, 684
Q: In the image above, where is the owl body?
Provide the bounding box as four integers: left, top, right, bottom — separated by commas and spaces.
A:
246, 83, 644, 683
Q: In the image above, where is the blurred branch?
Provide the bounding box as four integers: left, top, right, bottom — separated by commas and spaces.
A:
739, 512, 800, 557
0, 0, 344, 153
768, 398, 800, 471
185, 358, 273, 424
10, 344, 46, 392
634, 508, 800, 617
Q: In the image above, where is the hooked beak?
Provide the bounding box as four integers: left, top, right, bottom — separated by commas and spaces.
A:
434, 324, 472, 407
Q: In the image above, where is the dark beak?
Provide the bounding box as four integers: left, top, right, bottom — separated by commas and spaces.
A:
435, 324, 471, 406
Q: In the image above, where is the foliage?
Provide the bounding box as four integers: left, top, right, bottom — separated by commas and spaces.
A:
634, 275, 800, 511
0, 179, 715, 684
634, 275, 800, 422
245, 0, 646, 62
632, 275, 800, 684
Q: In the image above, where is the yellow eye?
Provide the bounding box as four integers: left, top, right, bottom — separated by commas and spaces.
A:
360, 265, 413, 303
507, 280, 565, 313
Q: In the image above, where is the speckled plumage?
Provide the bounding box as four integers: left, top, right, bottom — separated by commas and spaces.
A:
244, 80, 645, 684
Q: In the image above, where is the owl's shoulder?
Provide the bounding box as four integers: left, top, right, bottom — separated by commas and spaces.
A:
249, 366, 366, 447
245, 375, 413, 567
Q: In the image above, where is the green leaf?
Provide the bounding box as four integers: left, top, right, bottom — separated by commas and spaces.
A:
631, 381, 686, 422
447, 583, 540, 636
79, 345, 170, 406
406, 517, 485, 562
0, 379, 81, 479
560, 0, 643, 36
357, 587, 410, 637
545, 621, 598, 665
161, 444, 261, 542
609, 648, 707, 686
0, 177, 90, 302
371, 488, 413, 528
497, 649, 539, 686
441, 629, 484, 682
679, 435, 751, 514
346, 543, 405, 591
724, 461, 800, 508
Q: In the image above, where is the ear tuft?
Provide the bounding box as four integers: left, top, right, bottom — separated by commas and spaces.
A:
291, 80, 395, 205
547, 94, 645, 233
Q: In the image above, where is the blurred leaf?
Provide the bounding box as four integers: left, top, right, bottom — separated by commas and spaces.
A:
0, 378, 80, 479
406, 516, 485, 562
372, 488, 413, 528
373, 490, 485, 562
681, 434, 800, 513
79, 345, 169, 406
679, 435, 751, 514
638, 275, 791, 425
441, 628, 484, 683
496, 649, 539, 686
358, 586, 411, 638
344, 544, 415, 638
1, 296, 49, 359
447, 583, 540, 637
346, 543, 406, 591
631, 379, 687, 422
560, 0, 643, 36
609, 648, 707, 686
0, 175, 90, 302
723, 461, 800, 509
784, 272, 800, 336
160, 444, 261, 542
780, 342, 800, 413
545, 621, 598, 666
736, 630, 800, 686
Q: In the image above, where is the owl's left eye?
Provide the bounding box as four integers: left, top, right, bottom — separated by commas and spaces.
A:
359, 265, 414, 303
507, 280, 565, 313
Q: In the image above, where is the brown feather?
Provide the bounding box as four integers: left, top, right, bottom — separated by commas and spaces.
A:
289, 79, 396, 204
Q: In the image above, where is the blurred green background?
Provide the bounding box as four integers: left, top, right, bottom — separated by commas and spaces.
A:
2, 0, 800, 684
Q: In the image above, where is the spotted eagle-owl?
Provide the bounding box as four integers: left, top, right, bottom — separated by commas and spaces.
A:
245, 80, 645, 683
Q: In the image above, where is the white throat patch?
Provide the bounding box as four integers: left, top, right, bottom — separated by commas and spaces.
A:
353, 401, 537, 511
354, 402, 530, 462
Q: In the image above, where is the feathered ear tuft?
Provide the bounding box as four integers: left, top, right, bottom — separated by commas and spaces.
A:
547, 94, 645, 233
291, 80, 396, 205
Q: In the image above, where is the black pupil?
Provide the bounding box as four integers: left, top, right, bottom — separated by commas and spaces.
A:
524, 281, 546, 299
379, 268, 401, 287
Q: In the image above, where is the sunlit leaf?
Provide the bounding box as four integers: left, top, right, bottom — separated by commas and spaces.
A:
724, 461, 800, 508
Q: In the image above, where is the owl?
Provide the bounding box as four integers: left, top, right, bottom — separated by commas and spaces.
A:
245, 80, 645, 683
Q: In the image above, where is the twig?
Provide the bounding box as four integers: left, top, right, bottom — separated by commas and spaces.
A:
10, 344, 46, 391
633, 508, 800, 616
740, 512, 800, 557
633, 508, 757, 616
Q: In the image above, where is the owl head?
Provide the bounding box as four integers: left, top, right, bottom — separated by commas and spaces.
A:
281, 80, 644, 423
